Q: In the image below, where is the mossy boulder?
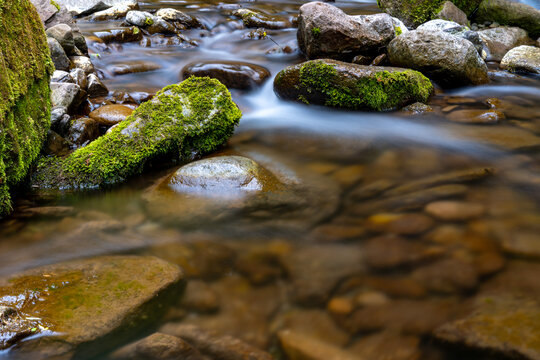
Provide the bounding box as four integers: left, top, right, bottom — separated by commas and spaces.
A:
273, 59, 433, 111
0, 255, 184, 359
0, 0, 53, 216
475, 0, 540, 38
378, 0, 482, 28
32, 77, 242, 189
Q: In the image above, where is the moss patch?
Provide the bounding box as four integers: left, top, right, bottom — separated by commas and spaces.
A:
33, 77, 242, 189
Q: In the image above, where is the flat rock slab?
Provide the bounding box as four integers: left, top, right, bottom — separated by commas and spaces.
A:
0, 256, 184, 359
435, 296, 540, 360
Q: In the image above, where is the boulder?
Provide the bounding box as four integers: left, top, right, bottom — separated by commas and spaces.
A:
297, 2, 398, 60
273, 59, 433, 111
50, 82, 82, 109
435, 1, 469, 26
126, 10, 155, 27
155, 8, 202, 29
475, 0, 540, 38
31, 77, 241, 189
378, 0, 481, 28
68, 118, 100, 146
87, 73, 109, 97
500, 45, 540, 74
70, 55, 95, 74
233, 9, 291, 29
45, 23, 75, 55
90, 0, 139, 21
54, 0, 137, 16
0, 256, 184, 359
181, 61, 270, 89
89, 104, 134, 126
479, 27, 532, 61
30, 0, 60, 24
47, 37, 70, 71
94, 27, 143, 43
0, 0, 53, 216
387, 29, 489, 87
414, 20, 485, 56
51, 70, 73, 83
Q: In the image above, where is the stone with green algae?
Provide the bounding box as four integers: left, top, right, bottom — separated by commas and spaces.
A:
0, 256, 184, 359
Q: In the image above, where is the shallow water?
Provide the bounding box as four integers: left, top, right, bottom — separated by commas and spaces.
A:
2, 0, 540, 358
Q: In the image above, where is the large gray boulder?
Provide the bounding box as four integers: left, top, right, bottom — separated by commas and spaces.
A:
274, 59, 433, 111
475, 0, 540, 38
479, 27, 533, 61
54, 0, 137, 15
500, 45, 540, 74
297, 2, 398, 60
387, 29, 489, 87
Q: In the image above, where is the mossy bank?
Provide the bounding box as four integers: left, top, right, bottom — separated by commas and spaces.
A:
32, 77, 242, 189
0, 0, 54, 216
273, 59, 433, 111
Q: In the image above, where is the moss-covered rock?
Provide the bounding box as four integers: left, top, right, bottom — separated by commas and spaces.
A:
378, 0, 482, 28
273, 59, 433, 111
32, 77, 242, 189
475, 0, 540, 38
0, 0, 54, 216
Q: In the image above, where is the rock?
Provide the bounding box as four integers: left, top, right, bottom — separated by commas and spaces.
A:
236, 251, 285, 285
479, 27, 532, 61
30, 0, 60, 24
45, 23, 75, 55
31, 77, 241, 189
0, 256, 184, 358
364, 234, 442, 270
126, 10, 155, 27
44, 130, 71, 156
378, 0, 481, 28
55, 0, 136, 15
425, 200, 485, 221
73, 32, 88, 54
47, 37, 70, 71
181, 61, 270, 90
155, 8, 202, 28
90, 1, 139, 21
416, 19, 465, 32
179, 280, 220, 313
87, 73, 109, 97
297, 2, 396, 60
70, 55, 95, 74
500, 45, 540, 74
68, 117, 100, 146
281, 245, 364, 305
75, 1, 111, 17
110, 60, 161, 75
445, 109, 504, 124
435, 296, 540, 360
50, 82, 82, 110
89, 104, 134, 126
436, 1, 469, 25
146, 17, 178, 35
50, 106, 70, 135
499, 231, 540, 259
274, 59, 433, 111
18, 206, 75, 218
234, 9, 291, 29
475, 0, 540, 38
70, 68, 87, 89
278, 330, 358, 360
388, 30, 489, 87
412, 258, 478, 294
366, 212, 434, 234
160, 324, 273, 360
94, 27, 143, 43
51, 70, 73, 83
110, 333, 203, 360
348, 331, 421, 360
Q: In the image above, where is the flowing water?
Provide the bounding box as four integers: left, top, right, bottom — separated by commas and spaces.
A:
2, 0, 540, 358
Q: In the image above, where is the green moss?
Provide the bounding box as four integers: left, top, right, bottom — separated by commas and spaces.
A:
0, 0, 53, 215
311, 27, 321, 37
50, 0, 60, 11
144, 16, 154, 26
395, 25, 403, 36
381, 0, 480, 27
33, 77, 242, 189
295, 60, 433, 111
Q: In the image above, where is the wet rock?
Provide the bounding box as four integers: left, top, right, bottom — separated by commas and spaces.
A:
30, 0, 60, 24
179, 280, 219, 313
234, 9, 291, 29
236, 252, 284, 285
69, 68, 87, 89
94, 27, 143, 43
412, 258, 478, 294
479, 27, 532, 61
435, 1, 468, 26
110, 60, 161, 75
70, 55, 95, 74
416, 19, 465, 32
475, 0, 540, 38
156, 8, 202, 29
51, 70, 73, 83
18, 206, 75, 218
361, 275, 427, 299
401, 102, 433, 115
89, 104, 134, 126
87, 73, 109, 97
500, 45, 540, 74
182, 61, 270, 90
146, 17, 178, 35
278, 330, 358, 360
425, 200, 485, 221
499, 231, 540, 259
445, 109, 504, 124
161, 324, 273, 360
481, 260, 540, 297
90, 0, 139, 21
388, 30, 489, 87
348, 331, 421, 360
446, 123, 540, 151
46, 23, 75, 55
73, 32, 88, 54
110, 333, 203, 360
55, 0, 136, 15
50, 82, 82, 109
366, 213, 434, 235
68, 117, 100, 146
126, 10, 155, 27
0, 256, 184, 359
281, 245, 364, 305
50, 106, 71, 135
364, 235, 442, 270
435, 296, 540, 360
274, 59, 433, 111
47, 37, 70, 71
44, 130, 71, 156
297, 2, 396, 60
